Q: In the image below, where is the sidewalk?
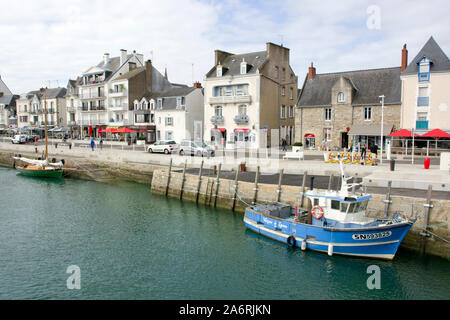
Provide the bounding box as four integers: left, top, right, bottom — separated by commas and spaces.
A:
2, 141, 449, 191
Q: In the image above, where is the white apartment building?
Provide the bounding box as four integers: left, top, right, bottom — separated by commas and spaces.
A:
16, 87, 67, 129
400, 36, 450, 134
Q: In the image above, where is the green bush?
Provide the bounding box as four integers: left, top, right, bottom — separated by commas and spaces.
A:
293, 142, 303, 147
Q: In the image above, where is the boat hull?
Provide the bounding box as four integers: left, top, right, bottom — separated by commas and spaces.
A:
244, 208, 413, 260
16, 167, 64, 178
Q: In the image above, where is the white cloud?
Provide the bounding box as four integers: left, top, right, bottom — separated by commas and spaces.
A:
0, 0, 449, 94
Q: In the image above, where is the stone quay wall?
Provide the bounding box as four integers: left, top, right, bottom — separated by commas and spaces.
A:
151, 168, 450, 260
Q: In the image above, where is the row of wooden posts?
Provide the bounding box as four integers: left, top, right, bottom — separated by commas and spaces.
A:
162, 158, 434, 237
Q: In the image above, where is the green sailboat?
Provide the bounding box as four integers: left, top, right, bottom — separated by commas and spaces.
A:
13, 87, 64, 178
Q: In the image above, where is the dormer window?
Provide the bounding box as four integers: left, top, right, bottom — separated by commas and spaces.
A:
157, 98, 163, 109
216, 63, 223, 77
176, 97, 185, 109
240, 59, 247, 75
337, 92, 345, 103
418, 57, 431, 82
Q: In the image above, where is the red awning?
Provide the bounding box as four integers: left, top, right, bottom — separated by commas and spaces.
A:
211, 128, 226, 132
113, 127, 137, 133
88, 125, 93, 136
420, 128, 450, 138
234, 128, 249, 132
305, 133, 315, 138
387, 129, 420, 137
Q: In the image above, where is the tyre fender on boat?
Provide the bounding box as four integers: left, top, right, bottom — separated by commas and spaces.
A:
287, 235, 296, 247
311, 206, 324, 219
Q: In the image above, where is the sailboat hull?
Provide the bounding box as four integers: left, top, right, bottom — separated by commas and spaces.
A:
16, 166, 63, 178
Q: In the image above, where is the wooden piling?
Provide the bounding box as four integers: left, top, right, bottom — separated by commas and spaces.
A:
165, 158, 172, 197
300, 171, 307, 208
195, 160, 204, 204
179, 160, 187, 200
252, 166, 260, 205
213, 163, 221, 208
276, 169, 284, 202
231, 164, 239, 212
383, 180, 392, 217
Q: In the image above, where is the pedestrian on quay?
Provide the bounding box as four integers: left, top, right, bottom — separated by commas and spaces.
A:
91, 139, 95, 151
282, 138, 287, 151
100, 139, 103, 150
361, 144, 367, 161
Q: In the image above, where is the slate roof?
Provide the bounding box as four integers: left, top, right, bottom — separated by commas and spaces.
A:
205, 51, 267, 78
114, 66, 145, 81
143, 87, 198, 111
298, 67, 401, 107
403, 36, 450, 75
0, 94, 17, 106
25, 87, 67, 100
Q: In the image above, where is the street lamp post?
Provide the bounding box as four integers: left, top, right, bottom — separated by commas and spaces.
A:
379, 95, 385, 165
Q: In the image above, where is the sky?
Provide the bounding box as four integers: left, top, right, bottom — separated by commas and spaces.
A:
1, 0, 449, 94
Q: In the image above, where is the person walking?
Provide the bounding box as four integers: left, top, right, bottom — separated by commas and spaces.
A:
361, 144, 367, 161
90, 139, 95, 151
100, 139, 103, 150
282, 138, 287, 151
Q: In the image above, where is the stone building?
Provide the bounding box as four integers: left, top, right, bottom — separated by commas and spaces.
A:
296, 62, 401, 151
0, 75, 18, 128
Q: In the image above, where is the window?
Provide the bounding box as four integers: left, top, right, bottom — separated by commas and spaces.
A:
216, 64, 222, 77
238, 105, 247, 115
281, 68, 286, 81
157, 98, 163, 109
215, 106, 223, 116
289, 106, 294, 118
224, 86, 232, 96
240, 61, 247, 74
324, 128, 331, 141
236, 85, 248, 96
325, 108, 332, 121
176, 97, 185, 109
289, 87, 293, 100
418, 57, 431, 82
165, 117, 173, 126
337, 92, 345, 102
364, 107, 372, 121
274, 66, 279, 78
281, 86, 285, 96
156, 130, 161, 140
331, 200, 340, 210
165, 131, 173, 140
280, 105, 286, 119
417, 112, 427, 121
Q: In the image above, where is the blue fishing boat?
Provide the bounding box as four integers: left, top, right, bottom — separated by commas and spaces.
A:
244, 162, 415, 260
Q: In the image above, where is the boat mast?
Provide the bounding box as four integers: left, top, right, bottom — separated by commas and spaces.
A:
41, 87, 48, 160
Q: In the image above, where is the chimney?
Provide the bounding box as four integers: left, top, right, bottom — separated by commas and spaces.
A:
120, 49, 127, 66
401, 44, 408, 72
145, 60, 153, 93
103, 53, 110, 65
193, 81, 202, 89
308, 62, 316, 80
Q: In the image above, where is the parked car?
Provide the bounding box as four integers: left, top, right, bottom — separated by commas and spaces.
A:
179, 140, 215, 157
146, 140, 179, 154
11, 134, 27, 144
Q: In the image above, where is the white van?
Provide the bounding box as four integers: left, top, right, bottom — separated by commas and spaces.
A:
12, 135, 27, 144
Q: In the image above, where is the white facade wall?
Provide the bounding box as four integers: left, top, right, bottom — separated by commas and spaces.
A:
204, 74, 260, 147
401, 72, 450, 131
155, 109, 186, 142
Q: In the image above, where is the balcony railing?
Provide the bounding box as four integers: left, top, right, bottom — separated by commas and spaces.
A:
81, 106, 106, 112
109, 119, 133, 125
108, 104, 129, 110
209, 95, 251, 105
417, 96, 429, 106
211, 115, 224, 124
416, 120, 429, 130
234, 114, 249, 123
80, 93, 106, 99
109, 89, 128, 96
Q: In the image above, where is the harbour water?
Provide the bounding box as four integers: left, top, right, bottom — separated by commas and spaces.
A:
0, 167, 448, 300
